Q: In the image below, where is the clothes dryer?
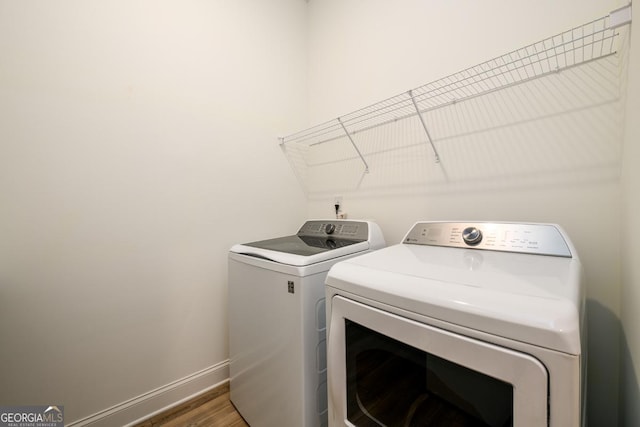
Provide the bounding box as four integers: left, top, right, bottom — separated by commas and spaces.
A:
229, 220, 385, 427
325, 221, 585, 427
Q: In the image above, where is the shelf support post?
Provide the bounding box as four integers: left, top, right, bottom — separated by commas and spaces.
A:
338, 117, 370, 173
409, 90, 441, 163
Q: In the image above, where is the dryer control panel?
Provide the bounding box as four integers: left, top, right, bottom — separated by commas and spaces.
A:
403, 221, 572, 257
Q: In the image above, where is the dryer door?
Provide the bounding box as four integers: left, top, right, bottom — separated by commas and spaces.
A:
328, 296, 548, 427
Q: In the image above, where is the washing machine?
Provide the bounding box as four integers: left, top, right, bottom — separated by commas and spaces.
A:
325, 221, 586, 427
228, 219, 385, 427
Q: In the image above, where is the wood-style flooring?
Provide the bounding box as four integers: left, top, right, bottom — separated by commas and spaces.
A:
132, 382, 248, 427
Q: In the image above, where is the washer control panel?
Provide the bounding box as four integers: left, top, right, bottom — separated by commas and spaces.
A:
298, 220, 368, 241
403, 222, 572, 257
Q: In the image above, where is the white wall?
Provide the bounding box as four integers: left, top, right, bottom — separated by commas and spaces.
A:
621, 2, 640, 426
306, 0, 628, 425
0, 0, 307, 424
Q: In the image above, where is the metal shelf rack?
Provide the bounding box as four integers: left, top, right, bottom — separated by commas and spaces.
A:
280, 7, 631, 187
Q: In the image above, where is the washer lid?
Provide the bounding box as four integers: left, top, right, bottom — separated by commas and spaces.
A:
326, 241, 584, 354
243, 234, 363, 256
230, 220, 383, 266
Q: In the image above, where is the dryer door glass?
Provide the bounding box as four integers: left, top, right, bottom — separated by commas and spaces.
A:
327, 296, 548, 427
346, 320, 512, 426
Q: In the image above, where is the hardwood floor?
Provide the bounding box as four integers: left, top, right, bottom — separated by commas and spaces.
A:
133, 382, 249, 427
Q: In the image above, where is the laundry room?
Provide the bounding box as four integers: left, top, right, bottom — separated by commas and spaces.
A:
0, 1, 638, 427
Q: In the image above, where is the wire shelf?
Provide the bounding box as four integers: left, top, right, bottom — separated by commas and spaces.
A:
280, 6, 631, 194
281, 12, 626, 159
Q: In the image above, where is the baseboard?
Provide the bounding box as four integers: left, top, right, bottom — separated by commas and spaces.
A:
67, 360, 229, 427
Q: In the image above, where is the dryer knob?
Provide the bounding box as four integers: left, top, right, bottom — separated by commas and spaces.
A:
462, 226, 483, 245
325, 223, 336, 234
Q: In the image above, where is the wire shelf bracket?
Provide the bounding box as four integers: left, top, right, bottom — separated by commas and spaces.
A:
409, 89, 441, 163
338, 117, 370, 173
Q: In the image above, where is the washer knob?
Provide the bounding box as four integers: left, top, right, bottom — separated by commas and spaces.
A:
325, 223, 336, 235
462, 226, 483, 245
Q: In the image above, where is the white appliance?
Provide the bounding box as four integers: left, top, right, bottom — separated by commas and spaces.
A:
229, 220, 385, 427
325, 221, 586, 427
